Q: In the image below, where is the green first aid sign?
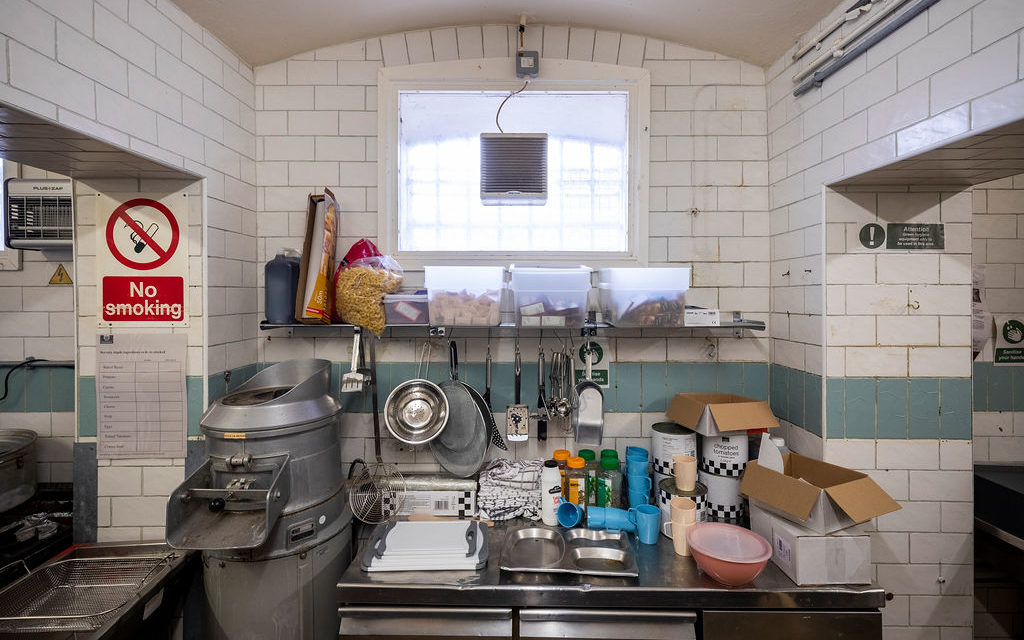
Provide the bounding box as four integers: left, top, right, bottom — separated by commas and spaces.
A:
995, 316, 1024, 365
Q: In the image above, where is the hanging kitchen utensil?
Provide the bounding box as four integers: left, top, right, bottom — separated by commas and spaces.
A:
571, 344, 604, 445
478, 339, 506, 449
536, 345, 547, 441
464, 344, 506, 451
505, 337, 529, 442
550, 348, 572, 420
483, 341, 493, 410
341, 331, 366, 393
348, 335, 406, 524
432, 341, 489, 477
473, 386, 507, 451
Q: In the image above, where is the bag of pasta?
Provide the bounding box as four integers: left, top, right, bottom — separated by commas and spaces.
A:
332, 254, 403, 334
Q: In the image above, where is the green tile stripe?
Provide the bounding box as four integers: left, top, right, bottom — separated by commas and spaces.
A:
770, 364, 822, 437
78, 375, 205, 437
222, 361, 770, 415
825, 376, 971, 440
0, 365, 75, 413
973, 361, 1024, 411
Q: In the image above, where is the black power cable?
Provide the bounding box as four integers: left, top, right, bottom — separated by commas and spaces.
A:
0, 358, 42, 404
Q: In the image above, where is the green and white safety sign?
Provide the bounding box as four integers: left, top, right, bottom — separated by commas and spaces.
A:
995, 315, 1024, 365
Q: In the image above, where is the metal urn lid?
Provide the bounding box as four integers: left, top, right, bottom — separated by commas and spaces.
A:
201, 359, 341, 432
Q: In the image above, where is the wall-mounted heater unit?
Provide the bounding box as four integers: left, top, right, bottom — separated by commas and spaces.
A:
4, 178, 74, 250
480, 133, 548, 205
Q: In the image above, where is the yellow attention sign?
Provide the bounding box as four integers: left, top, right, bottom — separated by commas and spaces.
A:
49, 264, 73, 285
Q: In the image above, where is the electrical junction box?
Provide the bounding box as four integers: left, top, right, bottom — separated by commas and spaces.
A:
516, 51, 539, 78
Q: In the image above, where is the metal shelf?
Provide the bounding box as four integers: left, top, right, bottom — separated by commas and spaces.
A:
259, 311, 765, 338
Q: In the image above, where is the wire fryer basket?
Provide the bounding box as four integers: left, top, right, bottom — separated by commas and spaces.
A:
0, 556, 169, 632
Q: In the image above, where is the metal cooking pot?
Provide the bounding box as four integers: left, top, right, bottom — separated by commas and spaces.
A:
0, 429, 37, 512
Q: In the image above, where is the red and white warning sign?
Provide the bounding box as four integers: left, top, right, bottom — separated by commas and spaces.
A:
96, 193, 189, 326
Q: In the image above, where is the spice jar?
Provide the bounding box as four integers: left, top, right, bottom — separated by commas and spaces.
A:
553, 449, 570, 496
578, 449, 598, 506
598, 456, 623, 508
566, 456, 588, 517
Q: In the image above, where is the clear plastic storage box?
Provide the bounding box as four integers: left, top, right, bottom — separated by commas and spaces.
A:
597, 267, 691, 327
424, 266, 504, 326
383, 291, 429, 325
509, 265, 593, 327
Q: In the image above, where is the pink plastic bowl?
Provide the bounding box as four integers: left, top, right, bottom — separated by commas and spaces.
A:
685, 522, 772, 587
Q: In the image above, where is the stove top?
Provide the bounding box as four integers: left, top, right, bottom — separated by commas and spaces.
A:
0, 483, 73, 588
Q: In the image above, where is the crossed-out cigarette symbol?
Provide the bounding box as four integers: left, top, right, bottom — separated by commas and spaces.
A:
124, 219, 160, 253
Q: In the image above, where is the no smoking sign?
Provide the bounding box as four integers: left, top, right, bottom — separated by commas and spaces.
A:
96, 193, 189, 326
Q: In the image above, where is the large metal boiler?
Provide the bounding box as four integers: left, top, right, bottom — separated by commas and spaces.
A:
166, 359, 351, 639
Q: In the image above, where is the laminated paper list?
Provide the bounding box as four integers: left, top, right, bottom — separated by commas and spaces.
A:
96, 333, 187, 459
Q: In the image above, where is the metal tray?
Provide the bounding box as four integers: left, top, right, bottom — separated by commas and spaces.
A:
499, 526, 638, 578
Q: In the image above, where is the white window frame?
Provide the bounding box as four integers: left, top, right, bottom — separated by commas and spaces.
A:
378, 58, 650, 269
0, 159, 21, 271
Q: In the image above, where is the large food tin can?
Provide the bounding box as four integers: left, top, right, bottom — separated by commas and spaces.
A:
651, 422, 697, 477
698, 469, 744, 519
699, 433, 748, 477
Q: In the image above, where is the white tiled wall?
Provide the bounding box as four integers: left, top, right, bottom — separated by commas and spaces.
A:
768, 0, 1024, 637
0, 160, 76, 481
0, 0, 259, 382
972, 174, 1024, 464
826, 438, 975, 637
825, 187, 973, 378
74, 177, 202, 541
0, 0, 259, 539
253, 25, 771, 325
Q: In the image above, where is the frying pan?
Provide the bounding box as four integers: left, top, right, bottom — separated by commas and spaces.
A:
431, 342, 490, 477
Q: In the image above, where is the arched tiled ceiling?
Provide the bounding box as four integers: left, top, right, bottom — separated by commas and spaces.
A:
171, 0, 844, 67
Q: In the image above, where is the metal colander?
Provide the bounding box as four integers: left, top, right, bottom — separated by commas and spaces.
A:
0, 556, 168, 632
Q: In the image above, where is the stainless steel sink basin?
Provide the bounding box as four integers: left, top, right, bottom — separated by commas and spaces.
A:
505, 527, 566, 568
499, 525, 638, 577
565, 528, 623, 543
569, 547, 633, 573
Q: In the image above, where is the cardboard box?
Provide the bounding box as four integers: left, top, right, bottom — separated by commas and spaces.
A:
749, 504, 872, 585
294, 192, 334, 324
665, 393, 779, 437
397, 490, 476, 518
739, 453, 901, 534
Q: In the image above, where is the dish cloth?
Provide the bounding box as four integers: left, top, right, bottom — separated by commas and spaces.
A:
477, 458, 543, 521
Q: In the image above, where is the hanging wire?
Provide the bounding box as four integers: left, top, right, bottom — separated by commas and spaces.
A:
495, 79, 529, 133
0, 358, 42, 403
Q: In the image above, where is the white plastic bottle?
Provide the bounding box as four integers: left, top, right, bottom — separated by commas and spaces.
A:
541, 459, 562, 526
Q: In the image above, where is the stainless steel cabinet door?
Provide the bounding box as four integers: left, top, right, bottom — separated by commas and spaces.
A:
703, 610, 882, 640
519, 609, 696, 640
338, 606, 513, 639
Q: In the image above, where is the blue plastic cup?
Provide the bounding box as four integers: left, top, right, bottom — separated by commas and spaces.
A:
625, 456, 648, 475
602, 507, 636, 532
626, 474, 652, 492
587, 506, 607, 529
630, 504, 660, 544
625, 446, 649, 460
557, 502, 584, 528
628, 488, 650, 508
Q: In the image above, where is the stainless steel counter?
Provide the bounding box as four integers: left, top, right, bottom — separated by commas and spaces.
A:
337, 521, 885, 610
